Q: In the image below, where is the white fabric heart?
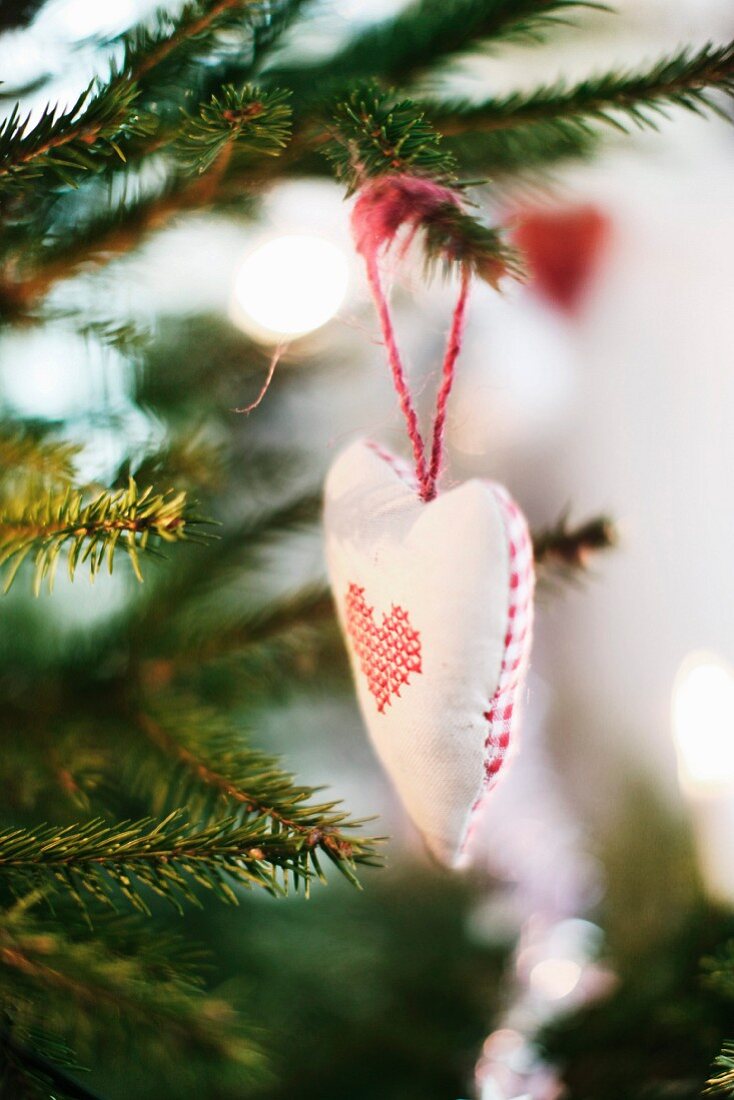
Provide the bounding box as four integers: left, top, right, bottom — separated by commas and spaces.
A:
324, 439, 535, 867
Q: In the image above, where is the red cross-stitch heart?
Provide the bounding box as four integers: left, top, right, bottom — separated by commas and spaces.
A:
344, 583, 422, 713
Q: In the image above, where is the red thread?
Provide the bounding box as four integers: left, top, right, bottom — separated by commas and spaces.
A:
234, 344, 284, 415
427, 267, 470, 493
479, 492, 534, 787
363, 251, 430, 492
352, 175, 472, 502
457, 483, 535, 861
344, 582, 422, 713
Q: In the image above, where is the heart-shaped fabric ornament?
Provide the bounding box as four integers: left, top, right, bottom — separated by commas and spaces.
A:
324, 439, 535, 866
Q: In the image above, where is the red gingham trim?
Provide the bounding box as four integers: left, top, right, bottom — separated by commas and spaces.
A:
459, 483, 535, 858
365, 440, 419, 493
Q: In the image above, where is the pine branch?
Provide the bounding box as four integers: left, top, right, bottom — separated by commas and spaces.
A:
0, 78, 153, 191
271, 0, 605, 89
130, 434, 229, 494
197, 0, 311, 95
175, 84, 292, 175
173, 584, 336, 666
325, 87, 520, 284
532, 513, 617, 569
69, 316, 152, 357
0, 723, 107, 816
121, 0, 265, 84
0, 178, 223, 316
0, 432, 79, 497
0, 479, 206, 595
443, 120, 599, 178
64, 2, 304, 178
324, 85, 456, 194
0, 813, 312, 913
0, 1026, 97, 1100
0, 913, 257, 1067
128, 490, 322, 648
707, 1043, 734, 1096
134, 702, 380, 886
422, 201, 524, 285
433, 41, 734, 140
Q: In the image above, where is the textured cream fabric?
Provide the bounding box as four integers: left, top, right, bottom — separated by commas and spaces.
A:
324, 440, 516, 865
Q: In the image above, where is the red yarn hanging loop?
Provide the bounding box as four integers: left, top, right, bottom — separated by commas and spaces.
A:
351, 175, 473, 503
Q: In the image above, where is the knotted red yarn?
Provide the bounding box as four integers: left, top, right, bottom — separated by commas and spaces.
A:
351, 175, 471, 503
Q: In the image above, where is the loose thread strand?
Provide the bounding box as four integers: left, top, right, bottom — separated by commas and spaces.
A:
234, 344, 284, 415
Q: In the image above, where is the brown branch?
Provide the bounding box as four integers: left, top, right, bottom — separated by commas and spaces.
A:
0, 122, 105, 180
131, 0, 254, 81
136, 712, 353, 858
0, 135, 240, 315
532, 514, 616, 569
0, 516, 183, 542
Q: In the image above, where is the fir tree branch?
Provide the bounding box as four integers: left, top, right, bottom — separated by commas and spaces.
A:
0, 813, 311, 913
146, 583, 345, 704
175, 84, 292, 175
532, 513, 617, 569
0, 480, 205, 594
433, 41, 734, 140
0, 432, 79, 494
129, 490, 322, 648
0, 914, 257, 1067
0, 78, 153, 190
65, 1, 304, 175
707, 1043, 734, 1096
0, 179, 218, 316
325, 86, 521, 284
134, 703, 380, 886
0, 1026, 98, 1100
122, 0, 263, 84
443, 121, 599, 178
180, 585, 336, 660
271, 0, 605, 89
324, 85, 456, 193
130, 433, 228, 494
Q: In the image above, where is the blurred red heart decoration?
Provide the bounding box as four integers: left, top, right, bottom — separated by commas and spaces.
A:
514, 204, 610, 314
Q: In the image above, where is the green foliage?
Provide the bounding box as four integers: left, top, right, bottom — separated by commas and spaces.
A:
0, 78, 152, 192
218, 867, 509, 1100
0, 904, 260, 1081
433, 41, 734, 142
539, 902, 734, 1100
131, 700, 380, 887
0, 1026, 94, 1100
325, 86, 521, 283
1, 10, 731, 312
0, 813, 314, 914
0, 479, 204, 594
708, 1043, 734, 1096
532, 512, 617, 581
120, 0, 279, 88
176, 84, 292, 174
273, 0, 607, 88
0, 432, 79, 500
325, 85, 456, 194
442, 121, 600, 180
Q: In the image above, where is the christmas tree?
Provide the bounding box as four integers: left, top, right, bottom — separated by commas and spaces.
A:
0, 2, 733, 1097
